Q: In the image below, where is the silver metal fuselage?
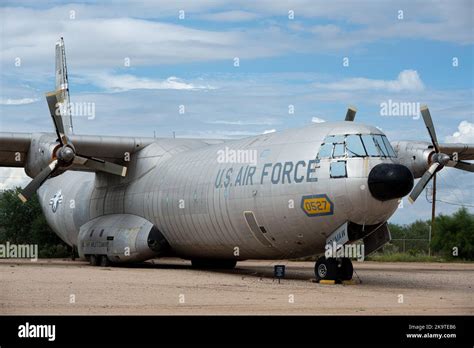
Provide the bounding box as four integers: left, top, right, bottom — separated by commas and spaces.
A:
37, 122, 399, 260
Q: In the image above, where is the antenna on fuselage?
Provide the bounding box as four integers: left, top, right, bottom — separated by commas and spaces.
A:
345, 106, 357, 121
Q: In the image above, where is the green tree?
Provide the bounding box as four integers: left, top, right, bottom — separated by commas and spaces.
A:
388, 223, 405, 239
408, 220, 430, 239
0, 187, 69, 257
431, 207, 474, 260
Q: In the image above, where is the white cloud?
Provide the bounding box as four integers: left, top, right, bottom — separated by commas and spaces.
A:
313, 70, 424, 92
206, 118, 277, 126
0, 168, 29, 190
0, 7, 288, 71
1, 1, 470, 76
0, 98, 39, 105
445, 120, 474, 143
0, 1, 471, 72
199, 10, 260, 22
311, 117, 325, 123
290, 1, 473, 45
263, 129, 276, 134
90, 74, 214, 92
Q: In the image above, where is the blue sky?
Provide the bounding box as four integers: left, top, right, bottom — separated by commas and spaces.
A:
0, 0, 473, 223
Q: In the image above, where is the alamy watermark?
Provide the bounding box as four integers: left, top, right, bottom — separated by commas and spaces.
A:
56, 101, 96, 120
0, 242, 38, 261
18, 322, 55, 341
217, 146, 257, 165
325, 241, 365, 261
380, 99, 420, 120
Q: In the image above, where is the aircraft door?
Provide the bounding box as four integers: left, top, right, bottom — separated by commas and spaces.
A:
243, 211, 273, 247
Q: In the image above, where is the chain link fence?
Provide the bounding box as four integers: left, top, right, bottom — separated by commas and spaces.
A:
386, 238, 431, 254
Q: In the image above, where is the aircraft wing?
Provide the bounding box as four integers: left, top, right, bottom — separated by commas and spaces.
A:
0, 132, 156, 169
69, 134, 157, 163
1, 130, 226, 202
0, 131, 226, 170
0, 132, 31, 167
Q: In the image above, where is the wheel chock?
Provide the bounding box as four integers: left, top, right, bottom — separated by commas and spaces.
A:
318, 279, 336, 285
341, 280, 356, 285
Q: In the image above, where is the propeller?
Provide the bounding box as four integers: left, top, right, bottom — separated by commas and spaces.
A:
18, 160, 59, 203
408, 105, 472, 203
18, 90, 127, 202
345, 106, 357, 122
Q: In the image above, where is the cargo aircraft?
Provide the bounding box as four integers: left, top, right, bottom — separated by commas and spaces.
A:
1, 39, 472, 281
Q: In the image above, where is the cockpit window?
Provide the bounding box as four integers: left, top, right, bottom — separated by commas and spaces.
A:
382, 136, 397, 157
373, 135, 389, 157
361, 135, 379, 156
318, 133, 396, 159
318, 142, 333, 158
346, 135, 366, 157
333, 143, 345, 157
331, 135, 345, 143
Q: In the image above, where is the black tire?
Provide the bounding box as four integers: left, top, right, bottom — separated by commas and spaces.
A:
100, 255, 110, 267
315, 256, 338, 281
191, 259, 237, 269
89, 254, 99, 266
338, 258, 354, 281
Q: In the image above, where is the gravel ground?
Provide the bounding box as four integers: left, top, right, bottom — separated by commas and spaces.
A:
0, 258, 472, 315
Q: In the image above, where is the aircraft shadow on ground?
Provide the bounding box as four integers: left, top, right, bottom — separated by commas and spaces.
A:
113, 261, 315, 281
111, 261, 456, 289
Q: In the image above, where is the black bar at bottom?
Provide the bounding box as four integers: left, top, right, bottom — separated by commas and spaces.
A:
0, 315, 471, 346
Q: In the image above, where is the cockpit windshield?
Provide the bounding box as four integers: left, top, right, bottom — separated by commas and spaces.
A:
317, 134, 396, 159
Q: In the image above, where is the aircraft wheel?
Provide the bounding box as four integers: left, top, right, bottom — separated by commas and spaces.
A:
338, 258, 353, 281
315, 256, 338, 281
191, 259, 237, 269
100, 255, 111, 267
89, 254, 99, 266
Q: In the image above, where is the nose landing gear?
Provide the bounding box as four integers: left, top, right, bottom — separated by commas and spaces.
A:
315, 256, 353, 282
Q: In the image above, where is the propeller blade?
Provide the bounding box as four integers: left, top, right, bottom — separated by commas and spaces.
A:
345, 106, 357, 122
438, 143, 474, 161
18, 159, 59, 202
45, 91, 68, 145
453, 160, 474, 172
408, 162, 440, 203
446, 159, 474, 172
420, 105, 439, 153
74, 155, 127, 177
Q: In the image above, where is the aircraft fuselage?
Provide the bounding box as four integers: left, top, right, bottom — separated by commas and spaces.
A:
37, 122, 402, 260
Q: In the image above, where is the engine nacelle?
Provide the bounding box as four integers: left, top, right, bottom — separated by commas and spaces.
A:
391, 141, 433, 178
78, 214, 170, 263
25, 133, 59, 177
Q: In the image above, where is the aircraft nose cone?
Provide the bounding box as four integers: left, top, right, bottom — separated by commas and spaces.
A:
368, 163, 414, 201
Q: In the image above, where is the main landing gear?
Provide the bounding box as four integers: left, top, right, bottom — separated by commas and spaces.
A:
88, 254, 111, 267
315, 256, 353, 282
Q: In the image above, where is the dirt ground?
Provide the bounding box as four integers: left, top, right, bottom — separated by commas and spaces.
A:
0, 258, 472, 315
